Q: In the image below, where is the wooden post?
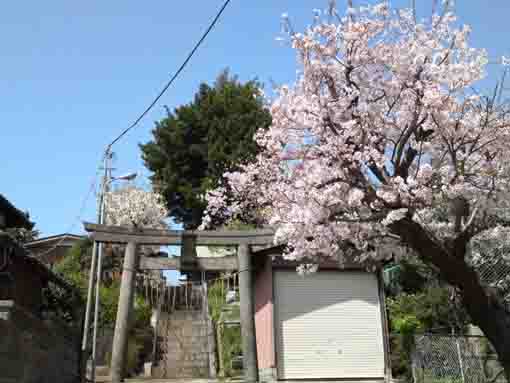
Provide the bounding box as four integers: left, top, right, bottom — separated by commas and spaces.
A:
238, 244, 258, 382
110, 241, 138, 383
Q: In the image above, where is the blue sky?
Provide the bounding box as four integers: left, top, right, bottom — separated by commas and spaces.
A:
2, 0, 510, 240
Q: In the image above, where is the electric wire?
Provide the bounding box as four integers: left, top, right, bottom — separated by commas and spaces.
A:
105, 0, 232, 152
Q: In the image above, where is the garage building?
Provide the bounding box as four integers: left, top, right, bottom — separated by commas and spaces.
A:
254, 255, 390, 382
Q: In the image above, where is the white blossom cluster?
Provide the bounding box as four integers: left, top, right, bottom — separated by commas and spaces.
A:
104, 186, 168, 229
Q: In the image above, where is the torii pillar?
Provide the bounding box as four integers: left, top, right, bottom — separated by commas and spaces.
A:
238, 244, 258, 383
110, 241, 138, 383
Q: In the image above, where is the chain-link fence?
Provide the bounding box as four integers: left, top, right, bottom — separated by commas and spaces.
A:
474, 254, 510, 310
412, 334, 507, 383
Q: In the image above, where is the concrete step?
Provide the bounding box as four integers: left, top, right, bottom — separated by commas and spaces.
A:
86, 364, 111, 382
83, 376, 245, 383
97, 378, 226, 383
124, 379, 242, 383
93, 376, 111, 383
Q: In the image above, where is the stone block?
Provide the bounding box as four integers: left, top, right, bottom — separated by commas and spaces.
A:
95, 365, 110, 376
259, 367, 277, 382
182, 325, 193, 337
162, 367, 178, 377
192, 320, 206, 326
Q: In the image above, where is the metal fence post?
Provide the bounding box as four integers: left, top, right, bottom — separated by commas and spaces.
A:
455, 334, 466, 383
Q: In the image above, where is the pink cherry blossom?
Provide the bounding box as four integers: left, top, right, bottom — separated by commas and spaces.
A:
202, 2, 510, 277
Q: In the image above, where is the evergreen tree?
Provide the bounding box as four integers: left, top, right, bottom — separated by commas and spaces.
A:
140, 69, 271, 228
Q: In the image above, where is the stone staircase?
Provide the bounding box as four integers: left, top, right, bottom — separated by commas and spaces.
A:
151, 310, 211, 379
90, 310, 211, 381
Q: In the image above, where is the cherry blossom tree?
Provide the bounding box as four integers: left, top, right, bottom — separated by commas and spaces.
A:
104, 186, 169, 259
203, 1, 510, 375
104, 186, 168, 229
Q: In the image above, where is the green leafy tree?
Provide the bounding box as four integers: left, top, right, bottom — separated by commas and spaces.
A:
387, 287, 470, 379
140, 69, 272, 229
384, 257, 470, 379
55, 239, 150, 328
56, 239, 153, 376
385, 257, 441, 297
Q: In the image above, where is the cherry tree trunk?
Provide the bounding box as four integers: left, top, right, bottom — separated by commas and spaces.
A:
390, 219, 510, 379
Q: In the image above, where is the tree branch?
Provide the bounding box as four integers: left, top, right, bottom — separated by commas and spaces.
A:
461, 205, 479, 234
368, 162, 388, 185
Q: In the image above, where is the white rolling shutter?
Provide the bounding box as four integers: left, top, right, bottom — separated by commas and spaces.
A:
274, 271, 385, 380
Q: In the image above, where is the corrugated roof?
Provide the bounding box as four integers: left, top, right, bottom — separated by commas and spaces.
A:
26, 233, 85, 247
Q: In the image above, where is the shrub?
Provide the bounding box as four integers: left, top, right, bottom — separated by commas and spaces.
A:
386, 287, 469, 380
56, 239, 153, 376
207, 280, 242, 377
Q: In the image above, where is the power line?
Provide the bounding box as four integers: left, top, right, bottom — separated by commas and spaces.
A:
106, 0, 232, 151
29, 0, 232, 253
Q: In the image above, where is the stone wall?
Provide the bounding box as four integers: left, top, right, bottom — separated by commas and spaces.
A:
0, 300, 81, 383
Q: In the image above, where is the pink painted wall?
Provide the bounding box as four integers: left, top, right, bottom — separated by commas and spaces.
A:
254, 258, 275, 369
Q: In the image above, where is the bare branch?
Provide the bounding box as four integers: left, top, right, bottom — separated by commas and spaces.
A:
316, 176, 350, 189
461, 201, 480, 235
451, 197, 470, 233
432, 0, 438, 17
368, 162, 388, 185
431, 113, 457, 172
434, 0, 451, 29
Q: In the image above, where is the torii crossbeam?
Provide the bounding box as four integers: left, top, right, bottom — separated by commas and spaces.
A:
83, 222, 275, 383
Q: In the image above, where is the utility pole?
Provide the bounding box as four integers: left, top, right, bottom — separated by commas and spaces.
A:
91, 150, 113, 382
82, 149, 113, 383
81, 150, 137, 382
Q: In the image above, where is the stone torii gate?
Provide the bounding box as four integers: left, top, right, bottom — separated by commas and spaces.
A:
84, 222, 275, 383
